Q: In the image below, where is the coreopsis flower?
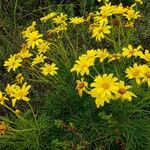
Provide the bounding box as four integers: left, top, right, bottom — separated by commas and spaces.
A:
70, 17, 84, 25
5, 84, 17, 97
139, 50, 150, 62
0, 121, 8, 135
17, 43, 33, 59
122, 44, 143, 58
141, 65, 150, 87
40, 12, 57, 22
71, 55, 94, 76
31, 54, 47, 67
4, 54, 22, 72
37, 41, 50, 54
76, 78, 88, 97
123, 7, 141, 21
108, 53, 122, 62
115, 81, 136, 101
52, 13, 68, 25
11, 82, 31, 107
0, 91, 8, 105
22, 21, 36, 38
16, 73, 24, 84
26, 31, 43, 49
91, 20, 111, 41
96, 49, 110, 62
90, 74, 119, 107
41, 63, 58, 76
125, 63, 144, 85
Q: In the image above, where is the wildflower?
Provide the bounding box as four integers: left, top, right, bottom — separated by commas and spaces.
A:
16, 73, 24, 84
41, 63, 58, 76
0, 91, 8, 105
90, 74, 118, 107
91, 20, 111, 41
140, 50, 150, 62
71, 55, 94, 76
125, 21, 134, 28
37, 41, 50, 54
115, 81, 136, 101
141, 65, 150, 87
96, 49, 110, 62
40, 12, 57, 22
70, 17, 84, 25
31, 54, 47, 67
4, 54, 22, 72
26, 31, 43, 49
76, 78, 88, 97
11, 82, 31, 107
47, 24, 67, 34
52, 13, 68, 25
122, 44, 143, 58
0, 121, 8, 135
5, 84, 17, 97
125, 63, 144, 84
108, 53, 122, 62
114, 3, 127, 15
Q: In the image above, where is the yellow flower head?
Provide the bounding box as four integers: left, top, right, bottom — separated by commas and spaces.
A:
37, 41, 50, 54
90, 74, 119, 107
0, 91, 8, 105
70, 17, 84, 25
115, 81, 136, 101
41, 63, 58, 76
40, 12, 57, 22
76, 78, 88, 97
96, 48, 110, 62
140, 50, 150, 62
141, 65, 150, 87
4, 54, 22, 72
5, 84, 17, 97
108, 53, 122, 62
114, 3, 127, 15
26, 31, 43, 49
31, 54, 47, 67
11, 82, 31, 107
52, 13, 68, 25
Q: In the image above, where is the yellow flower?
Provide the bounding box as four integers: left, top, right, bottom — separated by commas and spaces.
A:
125, 63, 144, 84
108, 53, 122, 62
96, 49, 110, 62
16, 73, 24, 84
26, 31, 43, 49
91, 20, 111, 41
140, 50, 150, 62
17, 43, 33, 59
52, 13, 68, 25
141, 65, 150, 87
125, 21, 134, 28
71, 55, 94, 76
76, 78, 88, 97
70, 17, 84, 25
47, 24, 67, 34
40, 12, 57, 22
114, 3, 127, 15
122, 44, 142, 58
4, 54, 22, 72
115, 81, 136, 101
0, 91, 8, 105
37, 41, 50, 54
22, 21, 36, 38
41, 63, 58, 76
11, 82, 31, 107
31, 54, 47, 67
123, 7, 141, 21
5, 84, 17, 97
90, 74, 119, 107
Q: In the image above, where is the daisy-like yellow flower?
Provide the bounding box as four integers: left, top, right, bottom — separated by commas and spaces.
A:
31, 54, 47, 67
122, 44, 142, 58
22, 21, 36, 38
139, 50, 150, 62
91, 20, 111, 41
40, 12, 57, 22
11, 82, 31, 107
71, 55, 94, 76
41, 63, 58, 76
76, 78, 88, 97
96, 49, 110, 62
37, 41, 50, 54
52, 13, 68, 25
108, 53, 122, 62
70, 17, 84, 25
17, 43, 33, 59
16, 73, 24, 84
114, 3, 127, 15
123, 7, 141, 21
0, 91, 8, 105
26, 31, 43, 49
115, 81, 136, 101
4, 54, 22, 72
5, 84, 17, 97
141, 65, 150, 87
90, 74, 119, 107
125, 63, 144, 85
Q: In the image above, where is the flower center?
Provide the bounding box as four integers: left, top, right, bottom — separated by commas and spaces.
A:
102, 82, 110, 89
118, 88, 126, 94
